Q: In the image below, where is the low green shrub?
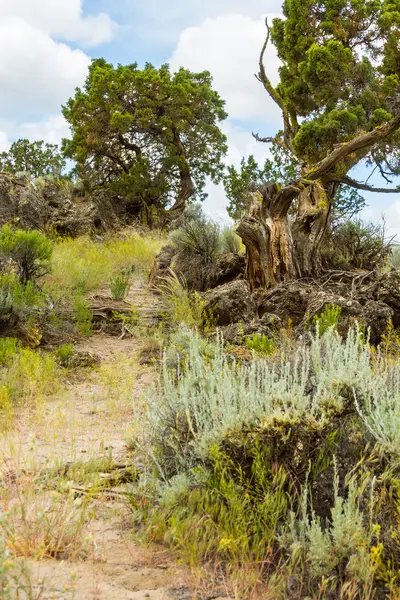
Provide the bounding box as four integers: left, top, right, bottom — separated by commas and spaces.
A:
313, 303, 342, 335
389, 245, 400, 269
55, 343, 76, 366
0, 338, 20, 366
324, 219, 390, 270
0, 532, 32, 600
0, 273, 46, 340
220, 226, 243, 255
169, 205, 242, 290
0, 225, 53, 283
110, 271, 131, 300
72, 292, 93, 336
159, 270, 214, 330
245, 332, 275, 355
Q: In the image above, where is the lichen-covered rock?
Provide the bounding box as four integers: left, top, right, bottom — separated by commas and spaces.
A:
205, 280, 256, 325
256, 282, 311, 325
302, 292, 393, 343
218, 313, 281, 345
361, 300, 393, 343
0, 173, 50, 229
0, 173, 125, 236
373, 271, 400, 326
211, 252, 245, 288
171, 251, 245, 291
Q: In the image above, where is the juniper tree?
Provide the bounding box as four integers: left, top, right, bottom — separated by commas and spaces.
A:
0, 139, 66, 179
232, 0, 400, 288
62, 60, 227, 216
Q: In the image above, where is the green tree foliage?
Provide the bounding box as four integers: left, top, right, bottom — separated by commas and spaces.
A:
62, 60, 228, 214
225, 0, 400, 222
270, 0, 400, 165
0, 139, 66, 179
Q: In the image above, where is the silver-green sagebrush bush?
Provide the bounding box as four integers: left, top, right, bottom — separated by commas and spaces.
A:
132, 327, 400, 597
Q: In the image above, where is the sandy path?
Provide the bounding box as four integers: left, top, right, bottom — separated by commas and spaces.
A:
0, 283, 204, 600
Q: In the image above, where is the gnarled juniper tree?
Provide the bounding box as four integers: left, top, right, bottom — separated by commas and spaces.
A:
62, 60, 227, 218
231, 0, 400, 288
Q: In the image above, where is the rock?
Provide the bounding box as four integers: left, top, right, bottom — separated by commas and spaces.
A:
303, 291, 364, 334
0, 173, 125, 236
373, 271, 400, 326
171, 251, 245, 291
256, 282, 311, 325
218, 313, 281, 345
0, 173, 50, 229
148, 245, 176, 289
211, 252, 245, 288
205, 280, 256, 326
301, 291, 393, 343
361, 300, 393, 343
259, 312, 282, 332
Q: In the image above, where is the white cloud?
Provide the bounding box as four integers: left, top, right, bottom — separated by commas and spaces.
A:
0, 0, 117, 48
170, 14, 282, 219
0, 131, 10, 153
0, 17, 90, 121
135, 0, 282, 43
17, 115, 70, 145
170, 14, 281, 124
0, 1, 116, 150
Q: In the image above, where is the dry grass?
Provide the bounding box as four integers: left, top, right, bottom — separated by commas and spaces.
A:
47, 229, 164, 296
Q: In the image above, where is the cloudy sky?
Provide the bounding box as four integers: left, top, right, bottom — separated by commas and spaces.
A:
1, 0, 399, 233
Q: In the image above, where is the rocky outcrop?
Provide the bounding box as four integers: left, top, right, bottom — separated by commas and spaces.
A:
253, 272, 399, 343
204, 280, 255, 326
0, 173, 50, 229
149, 246, 245, 292
0, 173, 125, 236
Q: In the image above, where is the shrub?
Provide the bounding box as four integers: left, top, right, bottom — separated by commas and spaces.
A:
170, 205, 241, 291
313, 303, 342, 335
245, 332, 275, 355
132, 327, 400, 595
110, 271, 131, 300
0, 344, 60, 428
0, 225, 53, 283
0, 532, 32, 600
0, 338, 20, 366
220, 226, 242, 255
0, 273, 46, 339
55, 343, 76, 367
1, 488, 92, 560
170, 217, 221, 263
388, 245, 400, 270
72, 292, 93, 336
324, 219, 390, 270
159, 270, 213, 330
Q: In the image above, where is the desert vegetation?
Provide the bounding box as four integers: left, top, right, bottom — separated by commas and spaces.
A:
0, 0, 400, 598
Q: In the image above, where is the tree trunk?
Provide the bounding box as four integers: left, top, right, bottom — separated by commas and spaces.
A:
237, 179, 333, 289
291, 180, 334, 276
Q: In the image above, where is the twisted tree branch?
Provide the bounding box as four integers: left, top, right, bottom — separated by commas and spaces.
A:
303, 115, 400, 183
256, 18, 296, 152
332, 174, 400, 194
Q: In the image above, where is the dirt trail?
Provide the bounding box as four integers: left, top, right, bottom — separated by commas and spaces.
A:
0, 281, 207, 600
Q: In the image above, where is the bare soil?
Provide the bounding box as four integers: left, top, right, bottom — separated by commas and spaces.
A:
0, 282, 214, 600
